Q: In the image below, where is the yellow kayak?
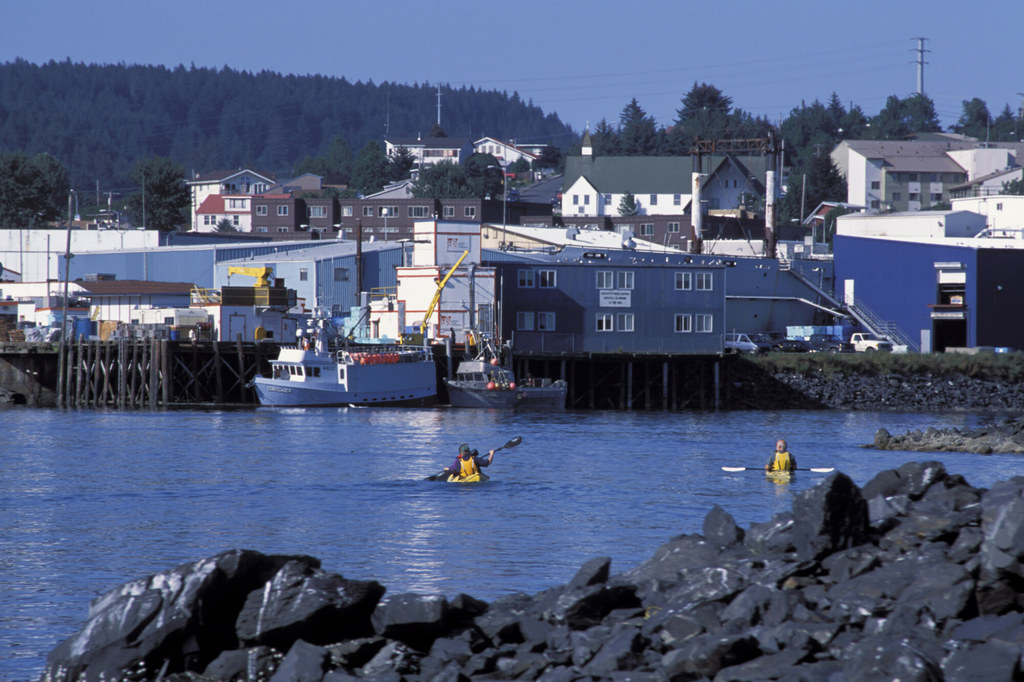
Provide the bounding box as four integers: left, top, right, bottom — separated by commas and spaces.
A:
446, 472, 490, 483
766, 470, 794, 483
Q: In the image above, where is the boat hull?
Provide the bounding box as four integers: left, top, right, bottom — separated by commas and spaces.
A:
445, 472, 490, 483
254, 377, 437, 407
445, 381, 567, 409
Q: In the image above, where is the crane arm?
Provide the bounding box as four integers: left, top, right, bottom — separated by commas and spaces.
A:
227, 266, 273, 287
420, 250, 469, 336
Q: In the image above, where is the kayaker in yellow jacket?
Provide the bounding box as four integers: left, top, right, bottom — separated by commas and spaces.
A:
444, 443, 496, 479
765, 439, 797, 472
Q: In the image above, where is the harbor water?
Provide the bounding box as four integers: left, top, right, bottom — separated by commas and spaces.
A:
2, 406, 1022, 680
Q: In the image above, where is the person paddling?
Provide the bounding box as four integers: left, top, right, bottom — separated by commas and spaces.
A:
765, 438, 797, 472
444, 443, 496, 480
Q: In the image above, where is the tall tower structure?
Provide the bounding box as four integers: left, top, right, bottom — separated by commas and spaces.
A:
913, 37, 929, 95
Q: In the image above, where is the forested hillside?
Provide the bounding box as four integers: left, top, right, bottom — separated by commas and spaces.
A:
0, 59, 576, 189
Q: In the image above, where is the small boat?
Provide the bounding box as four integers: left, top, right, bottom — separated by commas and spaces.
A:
445, 356, 567, 410
445, 472, 490, 483
253, 341, 437, 407
766, 470, 795, 483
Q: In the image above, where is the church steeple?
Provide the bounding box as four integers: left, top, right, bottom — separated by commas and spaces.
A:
581, 123, 592, 157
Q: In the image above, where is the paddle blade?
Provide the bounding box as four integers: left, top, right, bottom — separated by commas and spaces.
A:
503, 436, 523, 449
808, 467, 835, 473
721, 466, 750, 472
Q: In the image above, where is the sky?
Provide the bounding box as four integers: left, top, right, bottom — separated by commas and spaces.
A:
3, 0, 1022, 139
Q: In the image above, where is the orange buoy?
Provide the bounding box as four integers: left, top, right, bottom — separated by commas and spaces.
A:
487, 381, 496, 390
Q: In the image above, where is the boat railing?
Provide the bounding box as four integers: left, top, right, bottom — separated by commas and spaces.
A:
337, 345, 430, 365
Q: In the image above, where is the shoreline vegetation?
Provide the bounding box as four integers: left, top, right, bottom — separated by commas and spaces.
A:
44, 461, 1024, 681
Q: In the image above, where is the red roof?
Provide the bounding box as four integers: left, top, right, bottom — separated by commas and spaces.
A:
197, 195, 225, 214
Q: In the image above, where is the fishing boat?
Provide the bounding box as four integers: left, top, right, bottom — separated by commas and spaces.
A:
445, 357, 567, 409
253, 340, 437, 407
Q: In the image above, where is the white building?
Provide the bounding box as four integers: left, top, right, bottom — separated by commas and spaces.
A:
186, 169, 275, 232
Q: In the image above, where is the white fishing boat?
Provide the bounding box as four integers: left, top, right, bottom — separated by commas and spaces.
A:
253, 338, 437, 407
445, 357, 567, 409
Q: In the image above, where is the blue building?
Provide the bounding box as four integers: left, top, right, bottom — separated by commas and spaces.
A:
496, 247, 726, 354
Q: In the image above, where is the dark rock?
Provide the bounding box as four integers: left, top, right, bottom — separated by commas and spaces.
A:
236, 559, 384, 649
325, 637, 388, 671
744, 513, 797, 556
941, 638, 1022, 682
269, 639, 330, 682
358, 640, 420, 678
544, 584, 641, 630
703, 504, 745, 548
578, 625, 647, 676
660, 633, 760, 680
370, 593, 449, 651
841, 634, 942, 681
791, 473, 869, 560
568, 556, 612, 590
203, 645, 280, 681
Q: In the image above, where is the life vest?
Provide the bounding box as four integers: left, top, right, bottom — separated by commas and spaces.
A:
458, 456, 479, 478
770, 451, 793, 472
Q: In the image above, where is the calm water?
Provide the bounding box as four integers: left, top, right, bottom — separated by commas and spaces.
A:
2, 406, 1022, 680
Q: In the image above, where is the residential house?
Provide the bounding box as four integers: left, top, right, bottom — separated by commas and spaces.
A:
385, 136, 474, 169
187, 169, 275, 231
473, 137, 540, 168
195, 194, 254, 232
948, 167, 1024, 199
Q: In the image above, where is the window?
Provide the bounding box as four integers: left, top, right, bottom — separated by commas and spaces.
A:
443, 206, 455, 217
639, 223, 654, 236
256, 205, 268, 216
299, 268, 308, 282
308, 206, 326, 218
870, 200, 880, 209
517, 311, 534, 330
696, 314, 713, 332
228, 199, 246, 209
603, 194, 612, 204
409, 206, 429, 218
667, 222, 680, 233
870, 181, 880, 190
616, 271, 634, 289
334, 268, 349, 282
363, 206, 374, 217
257, 226, 269, 233
537, 312, 555, 331
277, 205, 289, 216
464, 206, 476, 218
909, 173, 919, 182
596, 271, 613, 289
573, 195, 579, 205
277, 226, 289, 232
696, 272, 713, 291
675, 272, 692, 290
649, 194, 657, 205
584, 195, 590, 205
596, 313, 614, 332
909, 193, 920, 202
931, 193, 943, 202
342, 206, 353, 217
930, 174, 939, 182
232, 215, 239, 226
538, 270, 556, 288
616, 313, 634, 332
675, 314, 692, 333
518, 269, 535, 288
673, 194, 681, 206
892, 192, 902, 202
203, 215, 213, 225
378, 206, 397, 217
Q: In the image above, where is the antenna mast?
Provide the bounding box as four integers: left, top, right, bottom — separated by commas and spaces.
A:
436, 85, 442, 126
912, 37, 929, 95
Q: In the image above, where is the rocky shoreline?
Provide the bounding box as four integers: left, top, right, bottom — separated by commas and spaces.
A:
872, 416, 1024, 454
44, 461, 1024, 681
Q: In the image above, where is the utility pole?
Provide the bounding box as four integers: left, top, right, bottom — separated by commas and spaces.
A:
436, 85, 442, 127
912, 37, 929, 95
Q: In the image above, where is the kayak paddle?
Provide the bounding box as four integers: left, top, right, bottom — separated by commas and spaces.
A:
721, 466, 835, 473
424, 436, 523, 480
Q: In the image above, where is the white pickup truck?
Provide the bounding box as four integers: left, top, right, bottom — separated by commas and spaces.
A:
849, 333, 893, 352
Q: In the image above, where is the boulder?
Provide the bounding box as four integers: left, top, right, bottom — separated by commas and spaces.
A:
703, 504, 745, 548
269, 639, 330, 682
370, 593, 449, 651
791, 472, 868, 560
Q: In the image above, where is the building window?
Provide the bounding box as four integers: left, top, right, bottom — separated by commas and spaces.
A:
363, 206, 374, 217
596, 313, 614, 332
892, 192, 902, 201
673, 194, 681, 205
997, 202, 1004, 210
871, 181, 880, 190
596, 271, 613, 289
616, 313, 634, 332
639, 223, 654, 236
649, 194, 657, 205
675, 272, 692, 290
308, 206, 326, 218
257, 227, 269, 233
232, 215, 239, 226
342, 206, 353, 217
464, 206, 476, 218
675, 314, 692, 333
538, 270, 556, 288
616, 271, 634, 289
517, 311, 534, 330
277, 226, 289, 232
256, 205, 268, 216
667, 222, 680, 233
696, 314, 713, 332
870, 200, 880, 209
334, 268, 349, 282
909, 193, 920, 201
378, 206, 397, 217
931, 193, 943, 203
443, 206, 455, 217
299, 268, 308, 281
603, 194, 611, 204
696, 272, 713, 291
518, 269, 535, 288
584, 195, 590, 205
573, 195, 579, 205
277, 205, 289, 216
228, 199, 246, 209
909, 173, 918, 182
537, 312, 555, 331
409, 206, 429, 217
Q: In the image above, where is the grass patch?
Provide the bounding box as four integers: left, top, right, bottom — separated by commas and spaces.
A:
749, 352, 1024, 381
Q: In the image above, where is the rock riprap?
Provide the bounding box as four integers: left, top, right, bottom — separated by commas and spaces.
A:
872, 415, 1024, 454
44, 462, 1024, 681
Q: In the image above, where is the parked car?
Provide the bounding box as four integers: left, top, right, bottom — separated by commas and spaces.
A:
849, 332, 893, 352
775, 338, 813, 353
750, 331, 787, 350
725, 332, 773, 354
806, 333, 854, 353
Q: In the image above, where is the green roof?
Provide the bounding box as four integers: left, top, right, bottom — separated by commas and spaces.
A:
564, 155, 771, 194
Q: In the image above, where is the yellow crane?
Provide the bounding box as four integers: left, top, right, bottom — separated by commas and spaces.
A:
420, 250, 470, 336
227, 266, 273, 287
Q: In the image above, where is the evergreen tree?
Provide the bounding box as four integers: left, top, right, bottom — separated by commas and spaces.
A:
350, 141, 390, 195
123, 156, 189, 231
952, 98, 992, 139
387, 146, 417, 182
0, 151, 70, 227
465, 153, 503, 199
590, 119, 619, 155
412, 161, 474, 198
618, 193, 638, 216
1002, 177, 1024, 195
618, 99, 658, 156
673, 82, 733, 148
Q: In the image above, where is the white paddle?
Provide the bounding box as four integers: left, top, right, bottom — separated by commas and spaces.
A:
721, 466, 835, 473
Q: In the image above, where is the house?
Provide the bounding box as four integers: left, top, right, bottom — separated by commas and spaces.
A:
187, 169, 275, 232
265, 173, 324, 195
948, 167, 1024, 200
195, 195, 254, 232
830, 138, 1024, 212
473, 137, 540, 168
385, 136, 474, 169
